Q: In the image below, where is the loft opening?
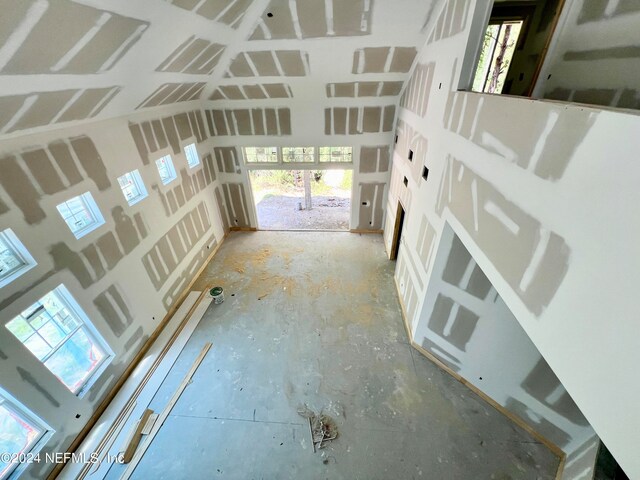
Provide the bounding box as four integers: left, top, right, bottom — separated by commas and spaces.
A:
461, 0, 565, 97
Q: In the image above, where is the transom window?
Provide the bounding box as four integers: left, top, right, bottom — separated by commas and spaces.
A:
56, 192, 105, 239
117, 170, 148, 206
0, 389, 49, 480
0, 229, 36, 289
242, 147, 353, 166
184, 143, 200, 168
283, 147, 314, 163
244, 147, 278, 163
156, 155, 177, 185
6, 285, 111, 395
319, 147, 353, 163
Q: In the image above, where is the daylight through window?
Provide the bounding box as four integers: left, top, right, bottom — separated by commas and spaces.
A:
6, 285, 110, 394
56, 192, 105, 239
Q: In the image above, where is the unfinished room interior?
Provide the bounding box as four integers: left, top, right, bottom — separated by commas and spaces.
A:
0, 0, 638, 478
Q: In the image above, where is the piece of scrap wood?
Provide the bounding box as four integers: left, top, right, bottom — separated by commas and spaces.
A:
120, 343, 212, 480
122, 409, 153, 463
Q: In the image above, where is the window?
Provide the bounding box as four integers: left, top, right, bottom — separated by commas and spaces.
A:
155, 155, 177, 185
0, 229, 36, 289
56, 192, 105, 239
184, 143, 200, 168
283, 147, 314, 163
0, 388, 49, 480
243, 147, 278, 163
6, 285, 111, 395
318, 147, 352, 163
472, 20, 524, 94
117, 170, 148, 206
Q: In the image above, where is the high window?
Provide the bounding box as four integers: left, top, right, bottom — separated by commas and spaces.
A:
184, 143, 200, 168
283, 147, 314, 163
318, 147, 353, 163
0, 229, 36, 289
0, 388, 49, 479
155, 155, 177, 185
244, 147, 278, 163
117, 170, 148, 206
472, 19, 524, 94
56, 192, 105, 239
6, 285, 111, 395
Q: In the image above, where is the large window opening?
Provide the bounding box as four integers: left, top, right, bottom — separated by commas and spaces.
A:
243, 146, 353, 231
248, 169, 352, 231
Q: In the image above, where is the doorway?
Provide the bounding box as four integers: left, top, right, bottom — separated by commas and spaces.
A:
390, 202, 405, 260
248, 169, 352, 231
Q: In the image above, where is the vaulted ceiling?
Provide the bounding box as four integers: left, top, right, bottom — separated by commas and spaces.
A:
0, 0, 439, 139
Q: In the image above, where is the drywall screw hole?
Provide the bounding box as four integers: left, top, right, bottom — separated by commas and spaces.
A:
231, 294, 235, 296
267, 12, 273, 17
479, 377, 483, 380
75, 414, 81, 419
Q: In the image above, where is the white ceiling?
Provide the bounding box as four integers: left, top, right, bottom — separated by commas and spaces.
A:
0, 0, 438, 139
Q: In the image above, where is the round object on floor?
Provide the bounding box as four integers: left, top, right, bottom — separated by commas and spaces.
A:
209, 286, 224, 304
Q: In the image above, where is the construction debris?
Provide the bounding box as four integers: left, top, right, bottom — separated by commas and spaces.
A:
297, 405, 339, 451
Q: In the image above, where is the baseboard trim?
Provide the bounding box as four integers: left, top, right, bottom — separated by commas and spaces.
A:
349, 229, 384, 234
392, 277, 567, 479
47, 233, 227, 479
230, 226, 257, 232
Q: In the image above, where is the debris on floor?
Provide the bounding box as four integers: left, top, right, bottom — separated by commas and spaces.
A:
297, 404, 339, 452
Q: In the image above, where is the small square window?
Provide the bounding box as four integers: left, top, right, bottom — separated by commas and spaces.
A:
6, 285, 112, 395
117, 170, 148, 206
56, 192, 105, 239
184, 143, 200, 168
155, 155, 177, 185
422, 166, 430, 181
0, 388, 50, 479
243, 147, 278, 163
0, 229, 37, 289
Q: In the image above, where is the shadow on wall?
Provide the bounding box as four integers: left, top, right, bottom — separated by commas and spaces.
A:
411, 223, 592, 453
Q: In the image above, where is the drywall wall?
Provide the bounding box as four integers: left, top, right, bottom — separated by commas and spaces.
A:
0, 0, 440, 232
0, 102, 225, 479
410, 224, 594, 454
537, 0, 640, 109
387, 0, 640, 476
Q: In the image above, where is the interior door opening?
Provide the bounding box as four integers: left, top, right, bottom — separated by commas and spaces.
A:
248, 169, 352, 231
390, 202, 405, 260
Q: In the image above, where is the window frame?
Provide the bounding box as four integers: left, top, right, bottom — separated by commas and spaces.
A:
0, 229, 37, 289
184, 143, 200, 168
55, 192, 105, 239
117, 169, 149, 206
5, 284, 113, 397
0, 387, 52, 480
241, 147, 354, 167
155, 154, 177, 185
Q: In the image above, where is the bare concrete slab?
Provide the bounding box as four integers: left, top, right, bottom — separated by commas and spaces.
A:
120, 232, 560, 479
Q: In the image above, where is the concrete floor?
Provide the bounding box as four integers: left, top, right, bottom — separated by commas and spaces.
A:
116, 232, 560, 479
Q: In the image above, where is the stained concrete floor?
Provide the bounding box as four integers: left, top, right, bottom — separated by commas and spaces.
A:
116, 232, 560, 479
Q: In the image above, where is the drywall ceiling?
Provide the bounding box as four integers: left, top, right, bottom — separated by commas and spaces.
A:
0, 0, 438, 139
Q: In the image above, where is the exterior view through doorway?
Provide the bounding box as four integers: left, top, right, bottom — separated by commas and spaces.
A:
248, 169, 352, 231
